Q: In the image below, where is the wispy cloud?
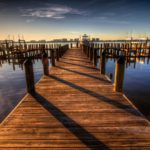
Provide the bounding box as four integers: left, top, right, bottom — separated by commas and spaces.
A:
96, 13, 129, 25
19, 4, 86, 19
26, 19, 34, 23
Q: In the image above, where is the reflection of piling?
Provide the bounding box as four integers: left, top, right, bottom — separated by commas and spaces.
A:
42, 52, 49, 76
24, 59, 35, 93
139, 44, 142, 57
114, 56, 125, 92
149, 45, 150, 57
100, 51, 106, 75
147, 57, 150, 64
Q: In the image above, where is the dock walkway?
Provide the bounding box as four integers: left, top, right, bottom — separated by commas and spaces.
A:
0, 48, 150, 149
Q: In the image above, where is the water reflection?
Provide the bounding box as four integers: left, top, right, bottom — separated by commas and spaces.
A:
97, 56, 150, 120
0, 58, 44, 122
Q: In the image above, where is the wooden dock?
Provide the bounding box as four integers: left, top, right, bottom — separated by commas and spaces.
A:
0, 47, 150, 149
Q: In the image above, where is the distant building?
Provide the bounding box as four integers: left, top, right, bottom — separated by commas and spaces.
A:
30, 40, 37, 43
74, 38, 79, 42
38, 40, 46, 43
91, 38, 100, 42
61, 38, 68, 42
82, 34, 89, 42
81, 34, 90, 45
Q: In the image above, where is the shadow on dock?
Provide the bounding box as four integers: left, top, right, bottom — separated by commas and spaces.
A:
31, 92, 110, 150
63, 57, 91, 63
49, 75, 142, 117
55, 66, 103, 81
59, 60, 98, 70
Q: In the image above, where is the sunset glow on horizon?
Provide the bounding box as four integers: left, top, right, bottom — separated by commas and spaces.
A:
0, 0, 150, 40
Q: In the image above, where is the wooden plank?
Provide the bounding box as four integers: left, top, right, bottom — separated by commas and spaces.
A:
0, 47, 150, 149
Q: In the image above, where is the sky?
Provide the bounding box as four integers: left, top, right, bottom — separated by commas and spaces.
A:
0, 0, 150, 40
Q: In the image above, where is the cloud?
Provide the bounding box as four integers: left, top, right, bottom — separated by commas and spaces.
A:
19, 4, 86, 19
26, 19, 34, 23
96, 14, 129, 25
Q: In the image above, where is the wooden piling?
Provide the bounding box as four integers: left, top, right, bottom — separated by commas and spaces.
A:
51, 49, 55, 66
56, 48, 59, 61
87, 46, 90, 58
42, 52, 49, 76
149, 45, 150, 57
93, 48, 97, 66
90, 47, 94, 61
114, 56, 125, 92
100, 51, 106, 75
24, 59, 35, 93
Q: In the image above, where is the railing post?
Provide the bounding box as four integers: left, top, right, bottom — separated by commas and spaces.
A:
51, 49, 55, 66
42, 52, 49, 75
100, 51, 106, 74
114, 56, 125, 92
24, 59, 35, 93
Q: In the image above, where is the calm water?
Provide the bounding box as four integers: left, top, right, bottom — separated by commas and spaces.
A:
0, 56, 150, 122
97, 57, 150, 119
0, 59, 44, 122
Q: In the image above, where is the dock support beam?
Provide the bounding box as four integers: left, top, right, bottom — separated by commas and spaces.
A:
100, 51, 106, 75
90, 47, 93, 61
51, 49, 55, 66
24, 59, 35, 93
42, 52, 49, 76
56, 48, 59, 61
93, 48, 97, 66
114, 56, 125, 92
